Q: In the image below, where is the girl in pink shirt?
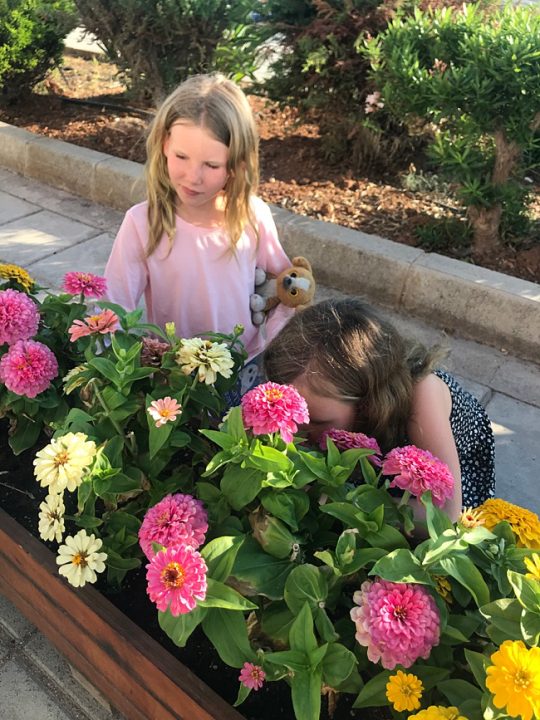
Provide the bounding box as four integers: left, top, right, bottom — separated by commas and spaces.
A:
105, 73, 293, 372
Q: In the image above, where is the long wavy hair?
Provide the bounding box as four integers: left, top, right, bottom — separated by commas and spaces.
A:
264, 297, 447, 451
145, 73, 259, 256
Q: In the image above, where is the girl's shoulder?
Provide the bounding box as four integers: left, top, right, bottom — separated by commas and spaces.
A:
249, 194, 272, 219
125, 200, 149, 222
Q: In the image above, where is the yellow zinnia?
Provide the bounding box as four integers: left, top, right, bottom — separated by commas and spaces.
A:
524, 553, 540, 582
458, 506, 485, 529
408, 706, 468, 720
486, 640, 540, 720
386, 670, 423, 712
476, 498, 540, 549
0, 262, 34, 292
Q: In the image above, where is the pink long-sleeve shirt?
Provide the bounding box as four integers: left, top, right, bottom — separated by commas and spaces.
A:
104, 196, 293, 360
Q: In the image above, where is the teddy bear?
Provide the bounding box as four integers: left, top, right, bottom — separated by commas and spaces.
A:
250, 256, 316, 326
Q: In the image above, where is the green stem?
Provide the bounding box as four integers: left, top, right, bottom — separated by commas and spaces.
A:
91, 380, 136, 456
398, 490, 411, 508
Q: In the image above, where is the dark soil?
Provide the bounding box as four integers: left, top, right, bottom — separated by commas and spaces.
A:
1, 54, 539, 284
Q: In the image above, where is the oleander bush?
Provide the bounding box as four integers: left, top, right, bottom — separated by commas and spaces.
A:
0, 0, 76, 99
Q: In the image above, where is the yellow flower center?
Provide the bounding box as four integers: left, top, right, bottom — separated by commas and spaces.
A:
88, 314, 101, 323
513, 669, 530, 689
161, 562, 185, 589
160, 408, 173, 419
72, 553, 88, 567
54, 450, 70, 467
264, 388, 284, 402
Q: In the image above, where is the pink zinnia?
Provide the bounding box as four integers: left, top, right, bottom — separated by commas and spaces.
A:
147, 397, 182, 427
350, 578, 440, 669
0, 289, 40, 345
0, 339, 58, 398
146, 545, 207, 616
68, 308, 119, 342
138, 493, 208, 560
320, 428, 382, 467
382, 445, 454, 507
63, 272, 107, 298
239, 662, 266, 691
241, 381, 309, 444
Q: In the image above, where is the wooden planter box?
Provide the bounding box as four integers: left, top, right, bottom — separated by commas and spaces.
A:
0, 507, 244, 720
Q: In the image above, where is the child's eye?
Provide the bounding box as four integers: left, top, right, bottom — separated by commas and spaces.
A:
206, 163, 220, 169
175, 154, 187, 160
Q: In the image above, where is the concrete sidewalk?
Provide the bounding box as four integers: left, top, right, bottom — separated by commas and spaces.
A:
0, 168, 539, 720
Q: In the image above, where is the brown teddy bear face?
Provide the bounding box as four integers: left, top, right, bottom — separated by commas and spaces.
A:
275, 257, 315, 308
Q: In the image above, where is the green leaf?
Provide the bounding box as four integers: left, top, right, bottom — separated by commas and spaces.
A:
264, 650, 309, 673
291, 668, 322, 720
202, 608, 254, 668
284, 565, 328, 614
8, 415, 41, 455
353, 670, 391, 708
507, 570, 540, 613
248, 441, 294, 473
199, 429, 236, 450
88, 357, 120, 382
439, 555, 490, 606
260, 488, 310, 531
201, 535, 244, 583
464, 649, 488, 689
220, 466, 262, 510
199, 578, 258, 611
521, 608, 540, 645
439, 679, 483, 706
423, 490, 454, 538
233, 683, 251, 707
159, 605, 207, 647
289, 602, 317, 654
321, 643, 357, 690
480, 597, 522, 642
231, 537, 293, 599
260, 603, 295, 647
370, 549, 433, 584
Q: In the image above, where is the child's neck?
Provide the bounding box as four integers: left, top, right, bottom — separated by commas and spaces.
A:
176, 193, 227, 228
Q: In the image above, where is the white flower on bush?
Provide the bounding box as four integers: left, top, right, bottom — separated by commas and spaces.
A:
33, 432, 96, 493
56, 529, 107, 587
176, 337, 234, 385
38, 493, 65, 543
365, 91, 384, 114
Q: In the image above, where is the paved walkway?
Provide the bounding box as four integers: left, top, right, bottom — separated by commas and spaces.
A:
0, 168, 539, 718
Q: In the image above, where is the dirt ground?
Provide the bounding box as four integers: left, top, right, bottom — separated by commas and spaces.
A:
1, 54, 539, 283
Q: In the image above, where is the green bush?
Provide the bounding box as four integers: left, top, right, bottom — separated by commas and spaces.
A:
363, 2, 540, 257
0, 0, 76, 99
73, 0, 264, 105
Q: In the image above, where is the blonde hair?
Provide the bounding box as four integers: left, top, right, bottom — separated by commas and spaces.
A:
264, 298, 447, 451
145, 73, 259, 256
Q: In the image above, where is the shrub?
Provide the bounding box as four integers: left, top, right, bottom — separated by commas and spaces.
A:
73, 0, 264, 105
363, 3, 540, 257
0, 0, 76, 99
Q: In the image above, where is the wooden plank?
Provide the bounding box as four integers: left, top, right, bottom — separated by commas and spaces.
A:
0, 508, 244, 720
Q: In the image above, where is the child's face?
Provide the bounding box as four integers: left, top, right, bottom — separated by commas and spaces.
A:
163, 122, 229, 219
293, 377, 357, 443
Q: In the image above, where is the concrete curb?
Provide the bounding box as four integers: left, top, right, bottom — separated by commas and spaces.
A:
1, 121, 539, 362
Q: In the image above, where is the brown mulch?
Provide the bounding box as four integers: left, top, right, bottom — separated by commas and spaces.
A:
2, 54, 539, 284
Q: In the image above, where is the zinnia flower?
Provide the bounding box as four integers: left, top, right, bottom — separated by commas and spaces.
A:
176, 337, 234, 385
38, 493, 65, 543
319, 428, 382, 466
433, 575, 453, 604
56, 529, 107, 587
386, 670, 423, 712
524, 553, 540, 582
476, 498, 540, 549
138, 493, 208, 560
141, 336, 170, 367
350, 578, 440, 669
409, 706, 468, 720
34, 432, 96, 494
486, 640, 540, 720
146, 545, 207, 615
63, 271, 107, 298
0, 263, 34, 292
239, 662, 266, 691
241, 381, 309, 444
458, 506, 485, 529
0, 339, 58, 398
382, 446, 454, 508
0, 289, 40, 345
147, 397, 182, 428
68, 308, 119, 342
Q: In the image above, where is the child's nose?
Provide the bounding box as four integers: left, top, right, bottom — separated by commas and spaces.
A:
186, 163, 203, 184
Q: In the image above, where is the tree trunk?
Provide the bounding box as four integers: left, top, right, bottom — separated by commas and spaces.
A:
468, 129, 520, 260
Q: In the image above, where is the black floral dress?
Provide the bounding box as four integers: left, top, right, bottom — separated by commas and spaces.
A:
433, 370, 495, 508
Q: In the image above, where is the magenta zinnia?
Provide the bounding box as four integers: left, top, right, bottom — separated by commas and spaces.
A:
146, 545, 207, 615
320, 428, 382, 466
239, 662, 266, 691
138, 493, 208, 560
382, 445, 454, 507
63, 271, 107, 298
241, 381, 309, 444
350, 578, 440, 669
68, 309, 119, 342
0, 289, 40, 345
0, 339, 58, 398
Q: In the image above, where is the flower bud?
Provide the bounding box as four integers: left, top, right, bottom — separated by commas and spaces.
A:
249, 509, 300, 559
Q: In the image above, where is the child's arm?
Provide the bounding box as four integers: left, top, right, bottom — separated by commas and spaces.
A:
105, 208, 148, 312
407, 374, 463, 522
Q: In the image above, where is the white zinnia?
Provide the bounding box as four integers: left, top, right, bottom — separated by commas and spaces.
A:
176, 338, 234, 385
34, 432, 96, 494
38, 493, 65, 543
56, 529, 107, 587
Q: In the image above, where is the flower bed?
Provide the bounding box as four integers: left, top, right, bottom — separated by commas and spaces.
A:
1, 263, 540, 720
